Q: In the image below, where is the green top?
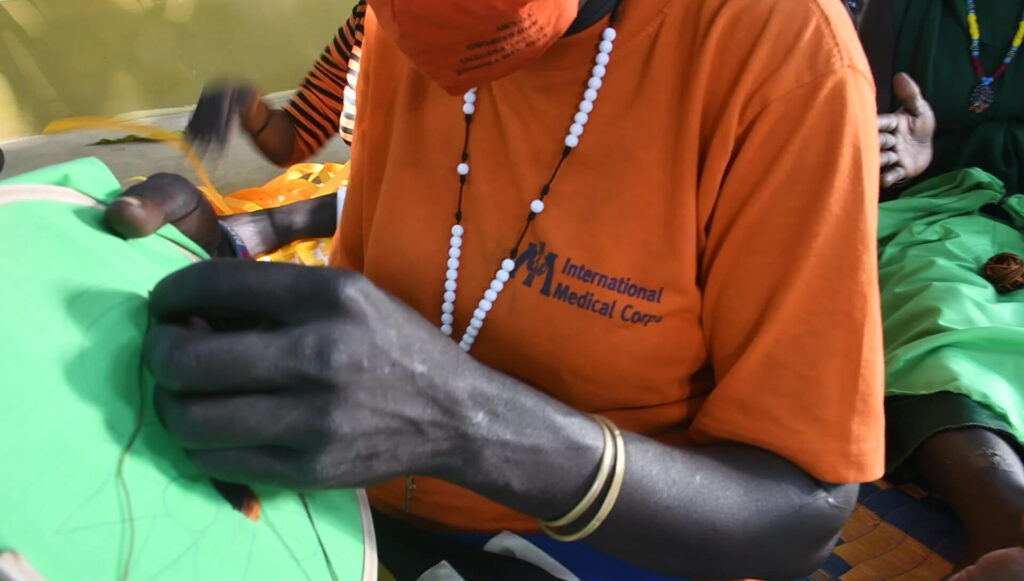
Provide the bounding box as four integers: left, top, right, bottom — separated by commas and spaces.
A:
0, 159, 370, 581
894, 0, 1024, 192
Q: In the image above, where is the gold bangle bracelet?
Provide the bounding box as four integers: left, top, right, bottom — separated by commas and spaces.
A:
541, 415, 614, 528
542, 415, 626, 543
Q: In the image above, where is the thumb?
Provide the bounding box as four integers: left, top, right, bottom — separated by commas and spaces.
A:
106, 173, 225, 255
892, 72, 930, 117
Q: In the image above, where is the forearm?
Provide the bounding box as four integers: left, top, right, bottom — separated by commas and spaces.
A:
220, 194, 338, 256
438, 362, 857, 579
588, 439, 856, 578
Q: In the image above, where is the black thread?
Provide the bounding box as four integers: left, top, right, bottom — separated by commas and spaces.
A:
507, 147, 574, 260
119, 317, 338, 581
454, 110, 474, 224
118, 316, 149, 581
300, 493, 341, 581
610, 0, 623, 24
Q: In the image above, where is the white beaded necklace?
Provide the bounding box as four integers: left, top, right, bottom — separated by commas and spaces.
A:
438, 6, 621, 353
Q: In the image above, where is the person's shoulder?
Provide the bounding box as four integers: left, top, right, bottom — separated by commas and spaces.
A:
672, 0, 871, 80
772, 0, 869, 71
659, 0, 874, 113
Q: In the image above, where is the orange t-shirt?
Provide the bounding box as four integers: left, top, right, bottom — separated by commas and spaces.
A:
329, 0, 884, 533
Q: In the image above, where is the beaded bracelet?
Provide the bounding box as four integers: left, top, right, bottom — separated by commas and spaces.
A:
541, 415, 626, 543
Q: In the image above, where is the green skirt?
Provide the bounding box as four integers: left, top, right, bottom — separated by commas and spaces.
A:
879, 168, 1024, 472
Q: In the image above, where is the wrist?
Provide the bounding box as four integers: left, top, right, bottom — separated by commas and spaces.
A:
218, 220, 253, 259
250, 111, 273, 138
268, 194, 340, 242
238, 90, 270, 135
217, 196, 339, 259
219, 212, 278, 257
437, 363, 605, 520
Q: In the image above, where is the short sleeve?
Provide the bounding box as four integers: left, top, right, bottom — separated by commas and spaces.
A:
282, 1, 365, 163
689, 66, 885, 483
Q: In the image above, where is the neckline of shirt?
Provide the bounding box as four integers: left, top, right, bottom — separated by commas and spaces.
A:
520, 0, 669, 74
565, 0, 620, 36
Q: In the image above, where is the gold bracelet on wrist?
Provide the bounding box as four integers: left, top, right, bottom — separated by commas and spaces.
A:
541, 415, 626, 542
541, 416, 614, 529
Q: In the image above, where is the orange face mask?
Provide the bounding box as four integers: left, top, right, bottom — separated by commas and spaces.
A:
369, 0, 579, 95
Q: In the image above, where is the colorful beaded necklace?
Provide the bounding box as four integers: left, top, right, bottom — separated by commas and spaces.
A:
966, 0, 1024, 112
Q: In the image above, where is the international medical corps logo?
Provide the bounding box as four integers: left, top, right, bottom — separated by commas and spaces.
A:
510, 241, 664, 327
513, 241, 558, 295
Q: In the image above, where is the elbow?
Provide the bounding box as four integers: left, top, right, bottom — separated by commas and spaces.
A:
761, 482, 858, 579
648, 481, 860, 580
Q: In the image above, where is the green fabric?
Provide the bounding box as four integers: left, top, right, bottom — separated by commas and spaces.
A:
0, 159, 367, 581
883, 1, 1024, 471
0, 157, 123, 201
879, 168, 1024, 456
893, 0, 1024, 193
0, 157, 209, 260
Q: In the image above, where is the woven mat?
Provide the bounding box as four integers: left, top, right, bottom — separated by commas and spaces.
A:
803, 481, 963, 581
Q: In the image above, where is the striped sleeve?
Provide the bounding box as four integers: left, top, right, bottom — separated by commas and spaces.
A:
283, 0, 364, 161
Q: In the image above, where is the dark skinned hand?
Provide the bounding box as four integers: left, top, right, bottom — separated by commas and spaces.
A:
105, 173, 232, 257
878, 72, 935, 188
142, 258, 859, 579
105, 172, 338, 258
185, 83, 262, 155
145, 260, 471, 489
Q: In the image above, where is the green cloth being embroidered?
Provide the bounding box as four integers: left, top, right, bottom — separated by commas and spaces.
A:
879, 168, 1024, 469
0, 158, 369, 581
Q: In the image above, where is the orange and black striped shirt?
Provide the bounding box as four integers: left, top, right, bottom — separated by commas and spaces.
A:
282, 1, 364, 160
